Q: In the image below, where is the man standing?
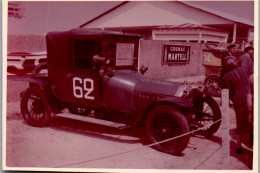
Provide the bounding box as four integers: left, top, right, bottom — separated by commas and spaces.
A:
222, 56, 252, 154
239, 46, 254, 75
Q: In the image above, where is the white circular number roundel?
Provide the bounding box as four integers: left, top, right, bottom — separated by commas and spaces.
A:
73, 77, 94, 100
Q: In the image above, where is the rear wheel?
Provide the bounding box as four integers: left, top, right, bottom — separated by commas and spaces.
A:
146, 105, 190, 155
20, 86, 51, 127
192, 96, 221, 136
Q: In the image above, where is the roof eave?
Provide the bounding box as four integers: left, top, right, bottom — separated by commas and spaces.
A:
79, 1, 128, 28
180, 1, 254, 27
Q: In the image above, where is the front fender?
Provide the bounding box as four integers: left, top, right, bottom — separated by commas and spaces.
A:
155, 97, 194, 108
133, 96, 193, 126
175, 83, 205, 97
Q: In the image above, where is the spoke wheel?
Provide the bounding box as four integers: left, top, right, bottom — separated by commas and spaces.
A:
20, 86, 51, 127
193, 96, 221, 136
205, 76, 222, 94
146, 105, 190, 155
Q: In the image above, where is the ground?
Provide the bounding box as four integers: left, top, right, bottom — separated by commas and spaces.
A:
3, 78, 255, 171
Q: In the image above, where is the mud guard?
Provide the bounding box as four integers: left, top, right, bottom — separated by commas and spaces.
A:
133, 96, 193, 126
14, 76, 61, 114
155, 97, 194, 108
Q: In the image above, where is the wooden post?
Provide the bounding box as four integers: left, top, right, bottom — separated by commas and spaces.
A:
232, 23, 237, 43
221, 89, 230, 163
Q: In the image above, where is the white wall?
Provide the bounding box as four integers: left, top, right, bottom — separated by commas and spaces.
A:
139, 40, 204, 79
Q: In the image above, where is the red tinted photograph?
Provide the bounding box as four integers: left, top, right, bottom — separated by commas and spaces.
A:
2, 0, 257, 172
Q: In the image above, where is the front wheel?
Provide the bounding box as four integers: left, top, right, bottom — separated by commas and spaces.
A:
192, 96, 221, 136
20, 86, 51, 127
146, 105, 190, 155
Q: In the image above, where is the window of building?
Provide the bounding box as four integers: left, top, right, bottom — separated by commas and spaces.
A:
8, 2, 24, 19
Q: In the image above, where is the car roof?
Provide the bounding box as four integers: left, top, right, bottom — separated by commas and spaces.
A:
47, 28, 141, 38
46, 28, 141, 70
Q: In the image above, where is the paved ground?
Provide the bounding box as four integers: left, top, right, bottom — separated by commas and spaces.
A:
3, 76, 255, 171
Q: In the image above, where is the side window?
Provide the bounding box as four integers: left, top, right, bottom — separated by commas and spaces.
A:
73, 40, 98, 69
101, 36, 139, 67
116, 43, 135, 66
101, 39, 116, 66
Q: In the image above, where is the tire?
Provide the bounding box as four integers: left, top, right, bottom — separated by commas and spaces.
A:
204, 75, 222, 94
193, 96, 221, 137
20, 86, 51, 127
68, 105, 91, 116
146, 105, 190, 155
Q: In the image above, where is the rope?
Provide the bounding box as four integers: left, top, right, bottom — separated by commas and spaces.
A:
55, 119, 222, 168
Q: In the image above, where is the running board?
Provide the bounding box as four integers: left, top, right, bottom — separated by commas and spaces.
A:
55, 112, 129, 129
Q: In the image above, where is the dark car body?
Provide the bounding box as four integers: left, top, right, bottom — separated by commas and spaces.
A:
45, 28, 192, 117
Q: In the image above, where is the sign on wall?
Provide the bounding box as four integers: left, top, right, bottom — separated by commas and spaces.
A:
162, 45, 190, 64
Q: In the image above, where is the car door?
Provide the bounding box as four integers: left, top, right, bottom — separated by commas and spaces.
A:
49, 38, 102, 108
68, 39, 102, 108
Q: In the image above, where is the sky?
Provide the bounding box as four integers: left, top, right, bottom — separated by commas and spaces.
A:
7, 1, 122, 35
6, 1, 255, 35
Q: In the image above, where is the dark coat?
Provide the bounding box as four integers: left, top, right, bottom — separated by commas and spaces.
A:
239, 53, 253, 75
222, 67, 249, 107
222, 67, 251, 134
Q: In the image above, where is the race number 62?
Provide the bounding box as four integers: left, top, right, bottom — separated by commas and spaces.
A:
73, 77, 94, 100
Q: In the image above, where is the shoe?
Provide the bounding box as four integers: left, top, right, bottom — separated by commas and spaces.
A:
236, 148, 243, 154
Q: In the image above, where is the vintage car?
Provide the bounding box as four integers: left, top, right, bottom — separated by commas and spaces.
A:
19, 28, 221, 155
203, 44, 243, 95
7, 51, 47, 74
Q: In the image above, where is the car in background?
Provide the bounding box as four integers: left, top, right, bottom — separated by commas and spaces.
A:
202, 44, 243, 95
7, 51, 47, 75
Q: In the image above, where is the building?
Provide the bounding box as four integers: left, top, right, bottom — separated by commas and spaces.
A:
79, 1, 254, 79
81, 1, 254, 44
7, 1, 254, 52
6, 1, 255, 79
152, 24, 229, 43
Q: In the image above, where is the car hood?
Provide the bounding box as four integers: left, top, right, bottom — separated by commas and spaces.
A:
102, 69, 185, 112
134, 78, 182, 97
